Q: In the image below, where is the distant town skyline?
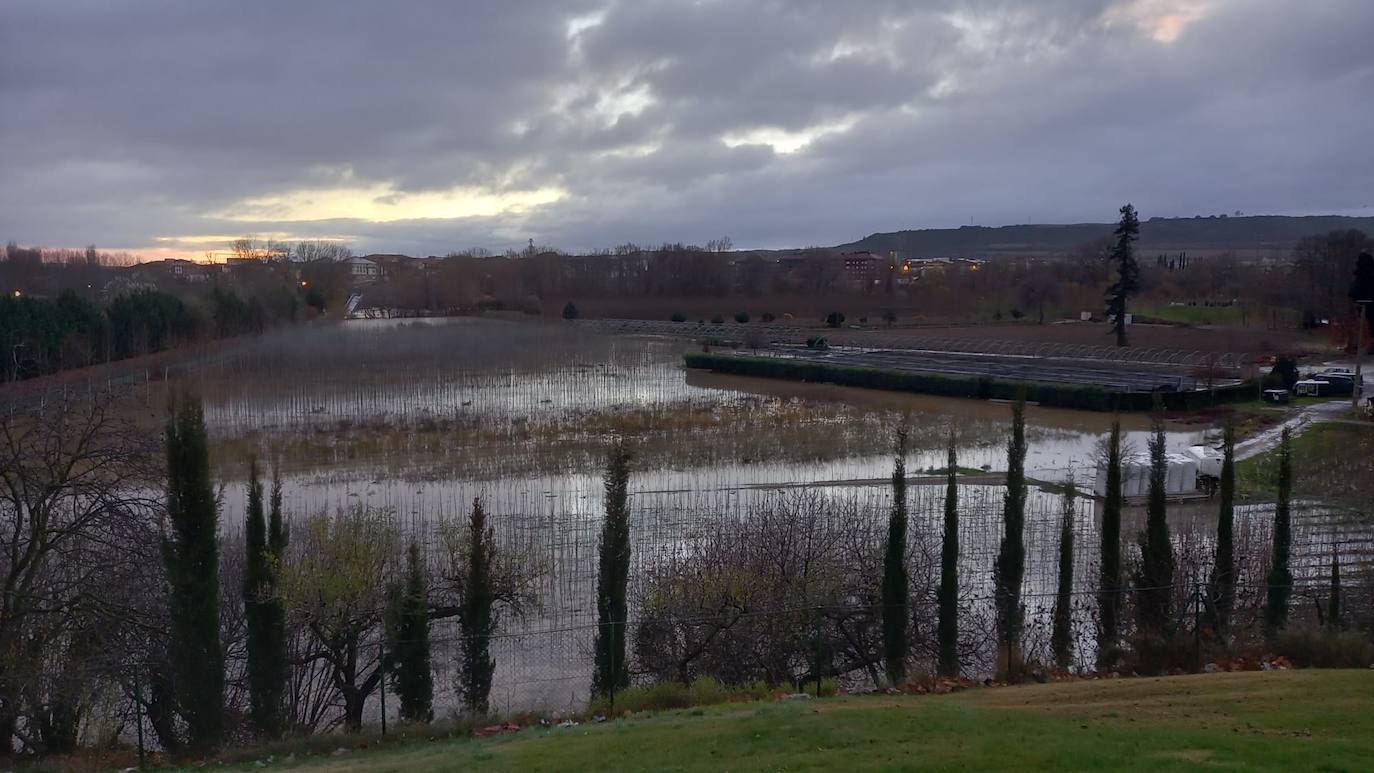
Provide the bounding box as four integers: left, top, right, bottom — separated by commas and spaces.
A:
3, 0, 1372, 259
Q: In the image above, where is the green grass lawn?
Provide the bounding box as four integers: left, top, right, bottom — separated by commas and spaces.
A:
211, 670, 1374, 772
1133, 303, 1247, 326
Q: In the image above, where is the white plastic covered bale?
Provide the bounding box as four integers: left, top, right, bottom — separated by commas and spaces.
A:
1165, 454, 1197, 494
1187, 445, 1222, 478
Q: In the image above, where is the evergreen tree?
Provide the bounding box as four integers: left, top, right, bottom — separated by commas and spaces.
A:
385, 541, 434, 722
1051, 482, 1076, 670
1105, 203, 1141, 347
1208, 421, 1236, 638
459, 498, 496, 714
1097, 419, 1123, 670
993, 393, 1027, 679
1326, 545, 1342, 631
881, 427, 910, 686
244, 458, 288, 737
1265, 428, 1293, 638
936, 434, 960, 678
162, 395, 224, 751
593, 442, 632, 698
1134, 405, 1174, 634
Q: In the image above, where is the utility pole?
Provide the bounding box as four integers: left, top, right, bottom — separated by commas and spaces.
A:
1355, 300, 1370, 410
1355, 300, 1372, 408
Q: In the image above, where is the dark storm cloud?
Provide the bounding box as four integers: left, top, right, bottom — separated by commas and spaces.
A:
2, 0, 1372, 256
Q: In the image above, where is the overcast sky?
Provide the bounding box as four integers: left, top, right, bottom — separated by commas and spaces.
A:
3, 0, 1372, 258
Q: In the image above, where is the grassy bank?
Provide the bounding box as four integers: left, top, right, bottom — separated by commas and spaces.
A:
202, 670, 1374, 771
685, 352, 1256, 412
1236, 421, 1374, 507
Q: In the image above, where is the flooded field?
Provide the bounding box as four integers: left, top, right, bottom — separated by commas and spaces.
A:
169, 318, 1364, 714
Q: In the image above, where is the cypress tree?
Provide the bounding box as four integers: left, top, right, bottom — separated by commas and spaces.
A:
592, 442, 632, 698
1051, 482, 1076, 670
993, 393, 1027, 679
1326, 545, 1342, 631
1265, 428, 1293, 638
1134, 405, 1174, 635
162, 395, 224, 752
386, 541, 434, 722
1097, 419, 1123, 670
1106, 203, 1141, 347
244, 458, 287, 737
936, 434, 960, 678
459, 498, 496, 714
1208, 421, 1236, 639
881, 427, 910, 686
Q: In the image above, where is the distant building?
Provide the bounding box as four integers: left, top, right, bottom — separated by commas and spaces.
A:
842, 251, 884, 288
347, 256, 381, 282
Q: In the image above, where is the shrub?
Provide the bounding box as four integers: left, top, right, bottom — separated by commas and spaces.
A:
562, 302, 580, 320
670, 312, 687, 323
805, 336, 828, 349
710, 314, 725, 324
587, 677, 744, 716
1272, 628, 1374, 668
734, 311, 750, 323
825, 311, 845, 328
1127, 631, 1196, 676
782, 312, 794, 320
761, 312, 776, 323
1010, 307, 1025, 320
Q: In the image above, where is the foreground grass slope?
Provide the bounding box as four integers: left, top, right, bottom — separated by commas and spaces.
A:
219, 670, 1374, 772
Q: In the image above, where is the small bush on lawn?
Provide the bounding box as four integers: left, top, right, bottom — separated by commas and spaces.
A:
825, 311, 845, 328
671, 312, 687, 322
711, 314, 725, 324
562, 301, 580, 320
1273, 628, 1374, 668
806, 336, 828, 349
588, 677, 752, 716
735, 311, 750, 323
1128, 631, 1198, 676
761, 312, 776, 322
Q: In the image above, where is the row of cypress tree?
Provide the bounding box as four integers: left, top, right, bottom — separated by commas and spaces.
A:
882, 396, 1317, 683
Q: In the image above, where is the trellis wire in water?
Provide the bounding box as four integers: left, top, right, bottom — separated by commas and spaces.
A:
218, 466, 1369, 718
191, 319, 720, 434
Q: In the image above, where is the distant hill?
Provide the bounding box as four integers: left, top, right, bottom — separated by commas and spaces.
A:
836, 215, 1374, 258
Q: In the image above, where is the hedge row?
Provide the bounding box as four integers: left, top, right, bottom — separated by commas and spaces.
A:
684, 353, 1257, 412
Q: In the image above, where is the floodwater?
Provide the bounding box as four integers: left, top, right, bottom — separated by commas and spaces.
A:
181, 318, 1360, 714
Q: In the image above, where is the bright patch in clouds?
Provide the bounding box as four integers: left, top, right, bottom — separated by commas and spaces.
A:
214, 183, 566, 223
721, 116, 860, 155
1104, 0, 1213, 43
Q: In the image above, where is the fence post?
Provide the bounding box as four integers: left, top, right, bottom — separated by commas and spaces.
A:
133, 665, 146, 770
378, 642, 387, 736
813, 605, 822, 696
1193, 582, 1203, 672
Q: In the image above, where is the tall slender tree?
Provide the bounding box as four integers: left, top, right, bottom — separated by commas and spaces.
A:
1134, 404, 1174, 634
1051, 482, 1076, 670
1326, 544, 1342, 631
936, 434, 960, 678
386, 541, 434, 722
1265, 428, 1293, 638
994, 393, 1027, 679
1097, 419, 1123, 670
243, 458, 288, 737
593, 442, 632, 698
162, 395, 224, 751
1106, 203, 1141, 347
1208, 421, 1236, 639
881, 427, 910, 686
459, 498, 496, 714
